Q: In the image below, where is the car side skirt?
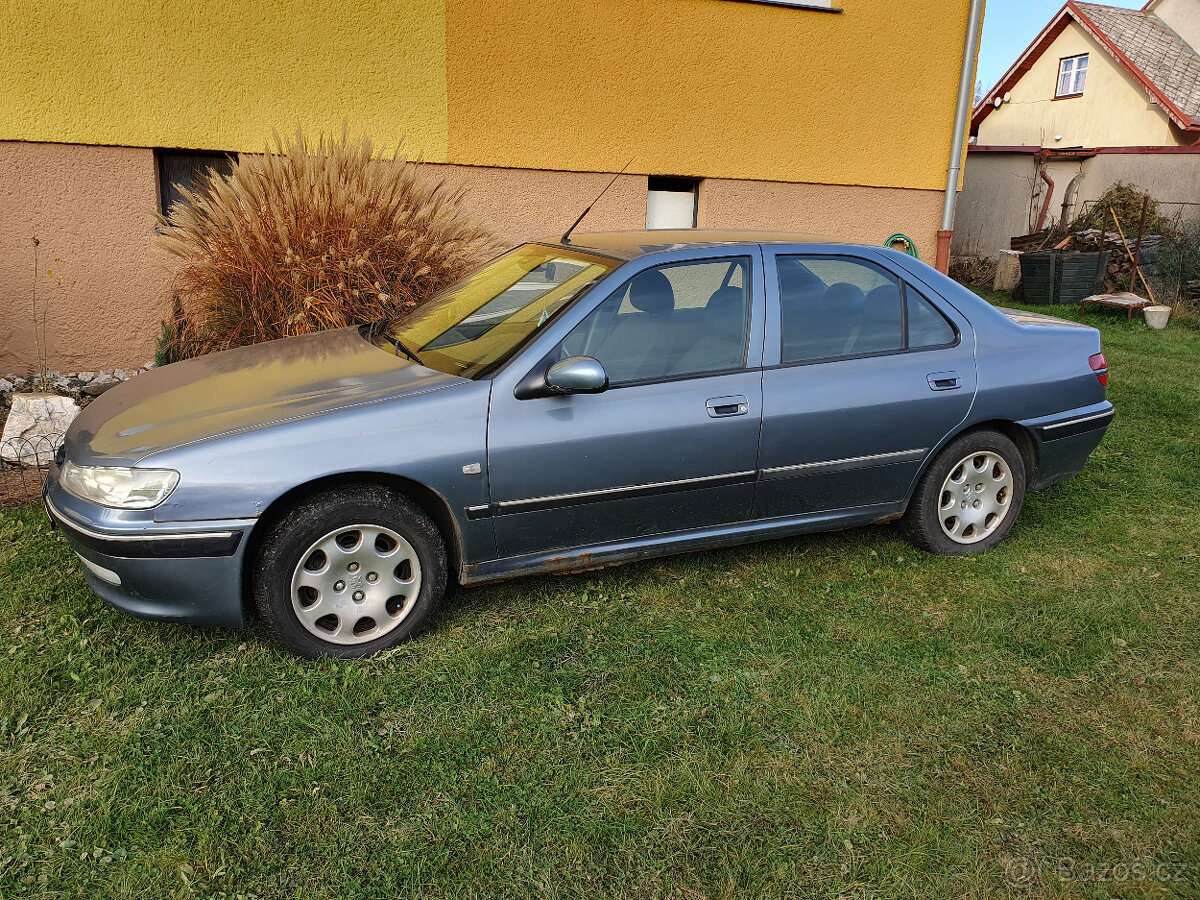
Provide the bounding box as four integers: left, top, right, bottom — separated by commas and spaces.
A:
461, 501, 905, 584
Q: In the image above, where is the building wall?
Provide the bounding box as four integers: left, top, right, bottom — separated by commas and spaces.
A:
976, 21, 1181, 148
952, 149, 1200, 257
0, 142, 171, 374
1, 0, 974, 192
1152, 0, 1200, 51
1, 143, 942, 371
445, 0, 972, 191
0, 0, 450, 160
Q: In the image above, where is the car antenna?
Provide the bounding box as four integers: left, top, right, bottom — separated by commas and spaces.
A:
561, 159, 633, 245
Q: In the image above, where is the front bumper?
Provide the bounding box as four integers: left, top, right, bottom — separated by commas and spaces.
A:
44, 475, 254, 628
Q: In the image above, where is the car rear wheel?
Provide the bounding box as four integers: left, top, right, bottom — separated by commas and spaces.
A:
904, 430, 1026, 555
253, 486, 447, 658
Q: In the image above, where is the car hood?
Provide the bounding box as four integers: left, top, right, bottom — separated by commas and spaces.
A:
67, 327, 468, 465
997, 307, 1091, 328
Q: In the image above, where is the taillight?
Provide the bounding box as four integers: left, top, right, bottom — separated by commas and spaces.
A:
1089, 352, 1109, 387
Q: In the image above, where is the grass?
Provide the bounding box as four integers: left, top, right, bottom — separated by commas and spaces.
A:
2, 300, 1198, 898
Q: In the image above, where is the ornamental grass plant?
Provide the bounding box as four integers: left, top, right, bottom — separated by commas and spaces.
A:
156, 127, 496, 360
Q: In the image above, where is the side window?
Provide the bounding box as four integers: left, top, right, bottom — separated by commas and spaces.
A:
906, 285, 956, 348
561, 257, 751, 385
778, 256, 903, 363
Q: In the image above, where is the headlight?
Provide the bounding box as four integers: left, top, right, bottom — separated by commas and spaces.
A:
60, 461, 180, 509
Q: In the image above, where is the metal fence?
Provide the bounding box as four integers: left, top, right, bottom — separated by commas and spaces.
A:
0, 432, 62, 505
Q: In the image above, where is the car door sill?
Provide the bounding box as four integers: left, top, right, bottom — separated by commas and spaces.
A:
461, 501, 906, 584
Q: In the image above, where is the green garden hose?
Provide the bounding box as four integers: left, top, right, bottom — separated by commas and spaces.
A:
884, 233, 919, 258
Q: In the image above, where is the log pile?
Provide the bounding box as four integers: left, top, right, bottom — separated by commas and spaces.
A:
1007, 227, 1162, 294
1061, 229, 1162, 293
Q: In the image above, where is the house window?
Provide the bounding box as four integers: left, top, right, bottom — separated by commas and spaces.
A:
646, 177, 699, 229
1056, 55, 1088, 97
156, 150, 236, 216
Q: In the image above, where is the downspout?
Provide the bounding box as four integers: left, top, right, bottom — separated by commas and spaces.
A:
1034, 153, 1055, 232
1059, 171, 1085, 230
936, 0, 986, 274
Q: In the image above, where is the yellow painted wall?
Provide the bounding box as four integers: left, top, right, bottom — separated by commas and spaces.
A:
0, 0, 449, 160
977, 21, 1181, 147
446, 0, 974, 191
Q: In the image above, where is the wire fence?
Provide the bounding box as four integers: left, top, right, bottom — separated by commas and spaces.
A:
1075, 199, 1200, 305
0, 432, 63, 506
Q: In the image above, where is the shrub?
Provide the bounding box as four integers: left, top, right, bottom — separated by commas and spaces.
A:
1067, 182, 1173, 236
156, 127, 497, 360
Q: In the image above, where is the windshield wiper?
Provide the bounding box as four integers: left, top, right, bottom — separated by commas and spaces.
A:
370, 322, 422, 364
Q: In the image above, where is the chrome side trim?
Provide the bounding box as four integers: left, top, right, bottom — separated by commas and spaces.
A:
46, 497, 235, 543
759, 448, 927, 480
469, 470, 758, 519
1042, 410, 1113, 430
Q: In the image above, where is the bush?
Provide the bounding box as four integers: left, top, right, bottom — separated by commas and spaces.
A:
156, 127, 497, 360
1067, 182, 1173, 236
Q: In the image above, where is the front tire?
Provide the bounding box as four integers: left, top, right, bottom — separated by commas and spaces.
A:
253, 486, 448, 658
904, 430, 1026, 555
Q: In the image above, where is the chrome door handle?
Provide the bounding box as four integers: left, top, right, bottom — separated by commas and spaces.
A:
927, 371, 961, 391
706, 395, 749, 418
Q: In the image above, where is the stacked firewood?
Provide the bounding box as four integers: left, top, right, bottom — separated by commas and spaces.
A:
1008, 228, 1161, 294
1066, 229, 1162, 293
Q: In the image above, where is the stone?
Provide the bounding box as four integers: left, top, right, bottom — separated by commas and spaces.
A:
82, 378, 119, 398
994, 250, 1021, 292
0, 378, 13, 394
0, 393, 79, 466
143, 361, 156, 370
112, 369, 128, 381
77, 372, 97, 383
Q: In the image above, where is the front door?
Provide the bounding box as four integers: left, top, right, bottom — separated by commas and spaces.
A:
755, 250, 977, 518
487, 252, 765, 558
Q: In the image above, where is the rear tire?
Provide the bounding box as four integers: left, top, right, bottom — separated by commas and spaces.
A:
252, 485, 447, 658
904, 430, 1026, 555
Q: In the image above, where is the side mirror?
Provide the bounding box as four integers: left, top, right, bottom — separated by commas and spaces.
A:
545, 356, 608, 395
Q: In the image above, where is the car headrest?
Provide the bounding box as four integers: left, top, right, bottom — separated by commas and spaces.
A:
706, 286, 745, 319
628, 269, 676, 314
824, 282, 866, 309
864, 284, 900, 306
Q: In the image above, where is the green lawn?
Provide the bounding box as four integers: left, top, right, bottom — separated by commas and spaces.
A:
2, 302, 1198, 899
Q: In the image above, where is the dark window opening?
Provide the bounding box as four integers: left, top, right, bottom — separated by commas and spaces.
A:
156, 150, 237, 217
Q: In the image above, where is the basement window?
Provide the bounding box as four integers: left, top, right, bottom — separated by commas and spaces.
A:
1056, 54, 1088, 98
646, 177, 699, 229
156, 150, 237, 216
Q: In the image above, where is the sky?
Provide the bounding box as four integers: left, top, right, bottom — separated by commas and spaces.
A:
975, 0, 1145, 94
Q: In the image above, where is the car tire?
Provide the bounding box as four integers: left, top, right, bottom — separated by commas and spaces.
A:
904, 430, 1026, 555
252, 485, 448, 658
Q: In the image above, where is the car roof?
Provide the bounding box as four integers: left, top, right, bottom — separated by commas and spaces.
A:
535, 229, 849, 261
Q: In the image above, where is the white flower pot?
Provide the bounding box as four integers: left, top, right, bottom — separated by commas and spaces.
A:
1143, 305, 1171, 330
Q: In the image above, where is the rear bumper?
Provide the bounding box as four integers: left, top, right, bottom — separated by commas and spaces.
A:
1021, 401, 1114, 491
44, 480, 252, 628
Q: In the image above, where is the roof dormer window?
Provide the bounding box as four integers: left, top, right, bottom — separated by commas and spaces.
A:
1056, 54, 1088, 98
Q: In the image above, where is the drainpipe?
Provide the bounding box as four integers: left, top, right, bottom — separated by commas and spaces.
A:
1059, 171, 1086, 228
936, 0, 986, 274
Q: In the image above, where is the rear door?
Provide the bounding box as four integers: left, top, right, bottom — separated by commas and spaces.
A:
755, 248, 977, 518
486, 250, 766, 558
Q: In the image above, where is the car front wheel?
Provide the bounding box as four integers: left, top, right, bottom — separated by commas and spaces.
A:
253, 486, 447, 658
904, 430, 1026, 555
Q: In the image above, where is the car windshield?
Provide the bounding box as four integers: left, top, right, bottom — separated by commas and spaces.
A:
374, 245, 616, 378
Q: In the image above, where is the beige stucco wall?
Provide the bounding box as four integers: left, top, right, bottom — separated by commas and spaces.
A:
977, 21, 1182, 148
1151, 0, 1200, 52
953, 149, 1200, 257
1, 143, 945, 371
0, 142, 171, 374
698, 179, 942, 261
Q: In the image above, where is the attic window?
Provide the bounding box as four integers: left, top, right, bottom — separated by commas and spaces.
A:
1056, 54, 1088, 98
